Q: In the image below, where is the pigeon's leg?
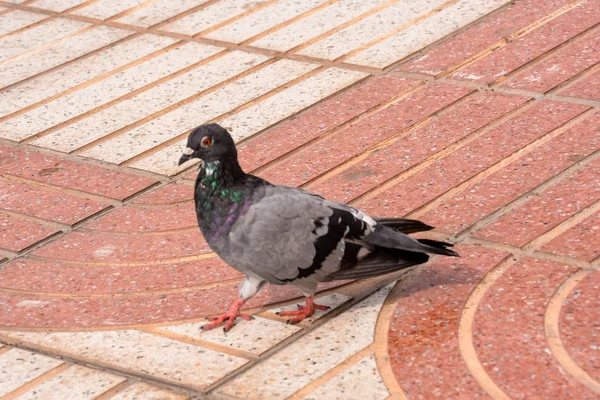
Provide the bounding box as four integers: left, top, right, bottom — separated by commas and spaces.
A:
277, 295, 330, 324
201, 275, 264, 332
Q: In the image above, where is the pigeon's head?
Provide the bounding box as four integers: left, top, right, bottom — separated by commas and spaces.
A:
178, 123, 237, 165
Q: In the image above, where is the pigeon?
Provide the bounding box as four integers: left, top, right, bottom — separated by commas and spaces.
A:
179, 123, 459, 331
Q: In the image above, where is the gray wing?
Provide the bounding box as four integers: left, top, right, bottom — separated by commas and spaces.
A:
222, 185, 375, 285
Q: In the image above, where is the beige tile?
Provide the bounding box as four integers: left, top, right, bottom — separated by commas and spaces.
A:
347, 0, 511, 68
0, 348, 64, 396
72, 0, 150, 20
218, 285, 392, 398
205, 0, 329, 44
162, 0, 272, 36
116, 0, 210, 27
0, 10, 47, 36
0, 330, 248, 390
267, 293, 352, 322
220, 67, 367, 141
303, 353, 389, 400
162, 317, 301, 355
297, 0, 447, 60
34, 51, 267, 152
17, 364, 126, 400
110, 382, 187, 400
0, 17, 89, 63
0, 42, 221, 142
29, 0, 91, 12
2, 0, 29, 3
250, 0, 390, 52
0, 25, 131, 88
85, 58, 317, 166
0, 34, 175, 118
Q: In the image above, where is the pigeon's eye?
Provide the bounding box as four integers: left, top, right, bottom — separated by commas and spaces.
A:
201, 137, 213, 147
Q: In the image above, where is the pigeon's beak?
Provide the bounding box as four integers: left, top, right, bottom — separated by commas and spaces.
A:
178, 147, 195, 166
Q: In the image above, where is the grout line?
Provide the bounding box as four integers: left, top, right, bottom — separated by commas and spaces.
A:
92, 379, 136, 400
103, 0, 162, 22
546, 61, 600, 96
147, 0, 223, 30
23, 251, 217, 267
0, 209, 70, 231
0, 14, 54, 40
406, 107, 597, 219
348, 98, 538, 206
138, 328, 258, 360
69, 55, 274, 155
238, 0, 342, 46
1, 362, 71, 400
19, 44, 228, 144
119, 65, 330, 166
335, 0, 463, 63
456, 147, 600, 240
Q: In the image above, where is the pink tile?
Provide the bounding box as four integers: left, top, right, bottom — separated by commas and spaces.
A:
558, 68, 600, 101
130, 183, 193, 204
541, 211, 600, 261
451, 1, 600, 84
83, 204, 197, 232
0, 214, 59, 252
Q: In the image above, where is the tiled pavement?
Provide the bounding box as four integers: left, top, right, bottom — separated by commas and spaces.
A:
0, 0, 599, 398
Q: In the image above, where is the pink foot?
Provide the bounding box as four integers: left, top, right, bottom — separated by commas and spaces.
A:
201, 299, 254, 332
276, 296, 330, 324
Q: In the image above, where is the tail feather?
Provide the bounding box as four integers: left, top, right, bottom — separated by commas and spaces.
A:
365, 225, 460, 257
330, 247, 428, 280
375, 218, 434, 234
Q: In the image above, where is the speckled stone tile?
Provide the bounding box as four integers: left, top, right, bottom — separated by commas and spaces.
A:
0, 330, 248, 389
0, 25, 131, 88
0, 34, 175, 118
34, 51, 266, 153
204, 0, 329, 43
109, 59, 319, 172
115, 0, 210, 27
0, 348, 63, 396
161, 0, 272, 36
72, 0, 150, 20
83, 204, 197, 232
347, 0, 511, 68
250, 0, 390, 52
17, 364, 126, 400
131, 183, 193, 204
0, 9, 47, 36
218, 285, 391, 399
29, 0, 92, 12
110, 382, 187, 400
297, 0, 447, 60
162, 317, 300, 355
0, 178, 108, 224
267, 292, 352, 322
541, 211, 600, 261
303, 353, 389, 400
500, 29, 600, 93
451, 0, 600, 83
397, 0, 573, 76
558, 69, 600, 101
0, 213, 59, 252
0, 17, 89, 63
0, 42, 220, 142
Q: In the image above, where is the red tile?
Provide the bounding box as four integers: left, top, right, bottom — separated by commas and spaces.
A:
398, 0, 574, 76
32, 230, 210, 263
0, 145, 157, 200
558, 68, 600, 101
559, 271, 600, 383
421, 112, 600, 234
308, 92, 529, 203
0, 280, 344, 328
0, 178, 108, 224
359, 101, 588, 218
501, 28, 600, 92
238, 76, 421, 172
0, 214, 59, 252
0, 257, 242, 295
473, 258, 591, 398
83, 204, 197, 232
130, 183, 193, 204
451, 1, 600, 84
477, 157, 600, 247
258, 84, 473, 187
541, 211, 600, 261
388, 245, 507, 398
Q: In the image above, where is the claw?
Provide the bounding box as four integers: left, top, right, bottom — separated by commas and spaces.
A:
277, 296, 328, 324
200, 299, 252, 332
